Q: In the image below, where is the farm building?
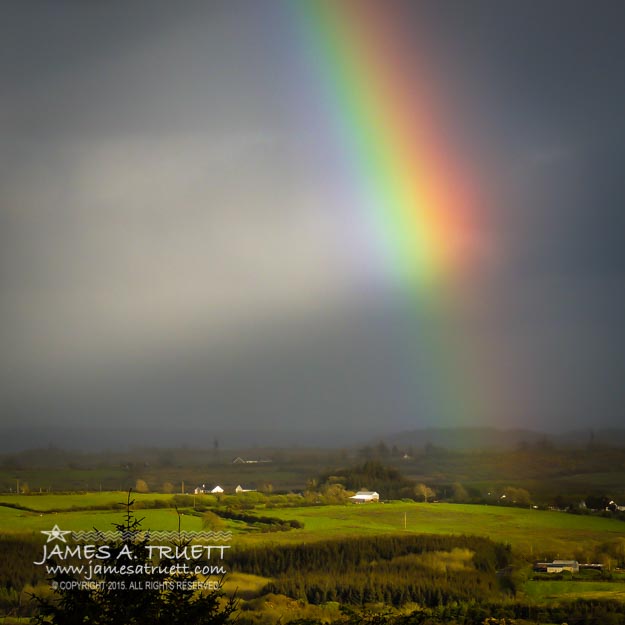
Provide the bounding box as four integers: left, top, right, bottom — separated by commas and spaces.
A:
349, 491, 380, 503
533, 560, 579, 574
195, 484, 225, 494
235, 485, 255, 493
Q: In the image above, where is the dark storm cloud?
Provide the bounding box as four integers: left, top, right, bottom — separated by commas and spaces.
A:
1, 1, 625, 447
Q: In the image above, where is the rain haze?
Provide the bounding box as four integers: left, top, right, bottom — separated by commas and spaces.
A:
1, 1, 625, 450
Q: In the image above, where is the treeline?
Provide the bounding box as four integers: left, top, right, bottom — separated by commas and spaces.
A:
0, 493, 304, 515
232, 534, 511, 576
211, 508, 303, 531
239, 599, 625, 624
264, 566, 494, 606
319, 460, 416, 500
230, 534, 512, 607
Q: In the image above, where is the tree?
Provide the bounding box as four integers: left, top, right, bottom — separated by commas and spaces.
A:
31, 491, 237, 624
415, 483, 436, 503
452, 482, 469, 503
376, 441, 390, 459
502, 486, 531, 506
321, 483, 350, 504
135, 479, 149, 493
585, 494, 610, 511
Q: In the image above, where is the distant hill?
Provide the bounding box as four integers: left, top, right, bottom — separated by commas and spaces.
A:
2, 423, 625, 454
376, 426, 625, 451
557, 428, 625, 448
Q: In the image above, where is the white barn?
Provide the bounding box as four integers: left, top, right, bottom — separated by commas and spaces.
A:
349, 491, 380, 503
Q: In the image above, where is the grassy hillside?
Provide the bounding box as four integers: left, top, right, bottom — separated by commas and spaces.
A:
0, 492, 177, 511
524, 580, 625, 602
2, 493, 623, 559
3, 494, 625, 622
238, 502, 625, 556
0, 505, 204, 534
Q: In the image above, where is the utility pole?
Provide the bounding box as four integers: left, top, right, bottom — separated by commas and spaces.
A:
404, 512, 407, 530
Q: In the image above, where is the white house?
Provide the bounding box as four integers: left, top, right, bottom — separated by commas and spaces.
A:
231, 456, 272, 464
349, 491, 380, 503
235, 485, 255, 493
211, 485, 224, 494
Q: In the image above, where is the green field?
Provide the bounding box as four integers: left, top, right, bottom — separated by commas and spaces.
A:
2, 493, 624, 558
240, 502, 625, 555
524, 580, 625, 602
0, 504, 203, 535
3, 493, 625, 622
0, 492, 177, 511
4, 447, 625, 623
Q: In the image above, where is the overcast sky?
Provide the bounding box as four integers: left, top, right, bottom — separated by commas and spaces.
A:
1, 1, 624, 448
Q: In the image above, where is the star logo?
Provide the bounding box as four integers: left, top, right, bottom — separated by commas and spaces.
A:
41, 524, 72, 543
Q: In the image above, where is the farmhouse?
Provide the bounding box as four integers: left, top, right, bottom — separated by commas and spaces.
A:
231, 456, 272, 464
194, 484, 225, 494
349, 491, 380, 503
235, 485, 255, 493
533, 560, 579, 574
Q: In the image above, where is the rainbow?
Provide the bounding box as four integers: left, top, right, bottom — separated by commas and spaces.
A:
291, 1, 487, 425
293, 0, 478, 290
